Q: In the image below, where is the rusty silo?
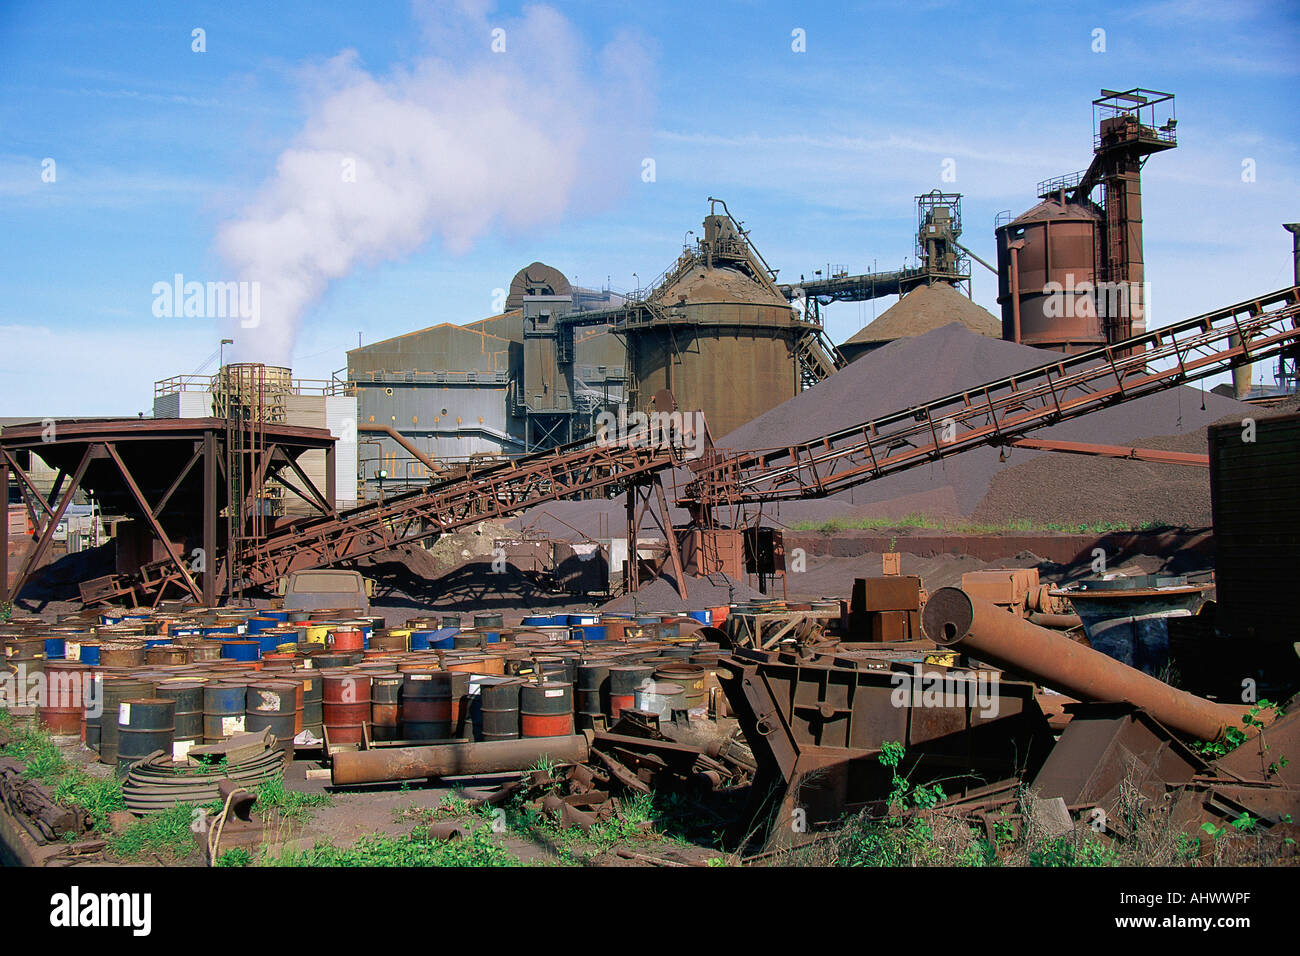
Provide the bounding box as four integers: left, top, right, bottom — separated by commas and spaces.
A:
626, 201, 828, 437
997, 89, 1177, 357
995, 197, 1106, 354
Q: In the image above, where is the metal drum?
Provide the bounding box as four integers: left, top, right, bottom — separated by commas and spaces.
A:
453, 630, 486, 650
245, 681, 298, 758
371, 631, 409, 653
401, 670, 467, 741
520, 681, 574, 738
634, 680, 685, 720
203, 681, 248, 743
155, 679, 205, 759
575, 662, 610, 731
98, 640, 147, 668
297, 671, 324, 737
116, 698, 175, 778
322, 671, 371, 745
608, 665, 654, 718
220, 640, 261, 662
328, 628, 365, 653
473, 613, 504, 641
97, 677, 153, 765
652, 663, 706, 714
479, 678, 522, 741
370, 672, 404, 741
145, 645, 190, 666
38, 660, 87, 735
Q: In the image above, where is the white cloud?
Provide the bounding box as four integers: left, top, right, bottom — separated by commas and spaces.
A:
215, 1, 656, 363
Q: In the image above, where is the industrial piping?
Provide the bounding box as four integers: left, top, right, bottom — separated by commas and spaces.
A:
330, 733, 592, 786
922, 587, 1253, 742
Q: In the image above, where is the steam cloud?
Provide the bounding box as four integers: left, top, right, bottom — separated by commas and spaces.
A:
217, 0, 655, 362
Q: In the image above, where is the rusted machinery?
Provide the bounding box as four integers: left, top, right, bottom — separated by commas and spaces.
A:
70, 284, 1300, 607
716, 646, 1056, 846
921, 587, 1253, 741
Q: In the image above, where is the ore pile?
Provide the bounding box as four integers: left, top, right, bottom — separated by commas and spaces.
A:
715, 323, 1253, 526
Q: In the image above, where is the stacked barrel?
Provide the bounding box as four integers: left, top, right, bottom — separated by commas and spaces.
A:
0, 604, 747, 771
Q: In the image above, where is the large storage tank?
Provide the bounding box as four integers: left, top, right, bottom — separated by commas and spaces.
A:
627, 214, 801, 437
995, 198, 1105, 354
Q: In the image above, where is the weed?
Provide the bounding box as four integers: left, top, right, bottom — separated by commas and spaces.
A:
271, 827, 520, 867
254, 774, 330, 822
1029, 834, 1120, 867
107, 803, 211, 862
215, 847, 252, 867
1191, 699, 1285, 758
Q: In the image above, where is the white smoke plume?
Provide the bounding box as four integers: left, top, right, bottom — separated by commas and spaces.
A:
217, 0, 655, 362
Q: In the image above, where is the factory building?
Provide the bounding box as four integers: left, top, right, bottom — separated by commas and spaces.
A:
346, 203, 842, 489
346, 270, 627, 493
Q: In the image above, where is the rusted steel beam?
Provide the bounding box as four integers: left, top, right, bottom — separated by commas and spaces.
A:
104, 442, 203, 602
681, 287, 1299, 506
10, 444, 92, 599
330, 734, 592, 786
1006, 438, 1209, 467
922, 587, 1253, 742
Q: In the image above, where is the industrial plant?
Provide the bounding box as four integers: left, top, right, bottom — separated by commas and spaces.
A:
2, 82, 1298, 885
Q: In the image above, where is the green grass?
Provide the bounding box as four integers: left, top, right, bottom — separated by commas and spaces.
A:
0, 713, 130, 833
106, 802, 212, 862
786, 513, 1169, 535
269, 827, 521, 867
254, 774, 331, 821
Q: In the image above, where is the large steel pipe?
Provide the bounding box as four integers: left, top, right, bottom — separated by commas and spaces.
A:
330, 733, 591, 786
923, 587, 1251, 741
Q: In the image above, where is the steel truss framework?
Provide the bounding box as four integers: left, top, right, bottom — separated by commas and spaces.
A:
0, 419, 336, 608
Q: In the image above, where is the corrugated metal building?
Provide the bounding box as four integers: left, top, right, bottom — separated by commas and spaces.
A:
347, 269, 627, 489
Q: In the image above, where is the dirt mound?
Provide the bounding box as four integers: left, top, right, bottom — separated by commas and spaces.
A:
841, 283, 1000, 348
971, 391, 1298, 528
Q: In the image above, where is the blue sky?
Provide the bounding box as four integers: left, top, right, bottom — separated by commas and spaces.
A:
1, 0, 1297, 415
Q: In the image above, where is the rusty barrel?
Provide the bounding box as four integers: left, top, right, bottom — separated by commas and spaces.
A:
328, 628, 365, 653
156, 679, 205, 758
246, 680, 298, 758
520, 681, 574, 738
98, 639, 147, 668
370, 672, 404, 742
371, 631, 409, 653
203, 681, 248, 743
39, 660, 88, 735
479, 678, 522, 741
575, 662, 610, 731
401, 670, 467, 741
116, 698, 175, 778
97, 676, 153, 764
145, 645, 190, 666
322, 671, 371, 745
608, 665, 653, 718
